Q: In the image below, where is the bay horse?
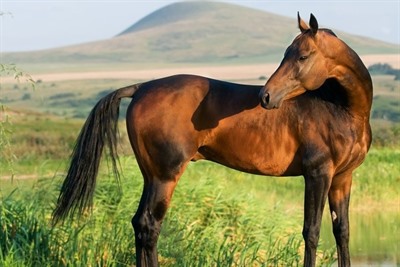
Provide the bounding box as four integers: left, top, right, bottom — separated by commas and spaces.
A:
53, 14, 372, 267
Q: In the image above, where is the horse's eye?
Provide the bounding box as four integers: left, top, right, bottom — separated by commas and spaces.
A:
299, 55, 308, 61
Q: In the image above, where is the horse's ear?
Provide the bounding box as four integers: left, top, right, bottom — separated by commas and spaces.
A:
309, 13, 319, 35
298, 12, 309, 33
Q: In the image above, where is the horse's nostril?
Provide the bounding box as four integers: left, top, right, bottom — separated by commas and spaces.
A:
260, 92, 270, 109
261, 93, 270, 105
263, 93, 270, 104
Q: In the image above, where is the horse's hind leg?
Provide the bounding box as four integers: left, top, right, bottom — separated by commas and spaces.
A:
131, 144, 191, 267
328, 171, 352, 267
132, 179, 179, 267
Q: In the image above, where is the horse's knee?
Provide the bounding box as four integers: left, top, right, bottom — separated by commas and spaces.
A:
131, 211, 161, 249
332, 222, 349, 245
302, 227, 320, 250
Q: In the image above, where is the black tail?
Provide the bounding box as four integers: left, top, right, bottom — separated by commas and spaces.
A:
52, 84, 140, 224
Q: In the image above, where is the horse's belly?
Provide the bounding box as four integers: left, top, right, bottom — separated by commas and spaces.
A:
198, 140, 302, 177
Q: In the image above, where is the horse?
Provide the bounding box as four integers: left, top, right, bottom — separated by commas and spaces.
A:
53, 13, 372, 267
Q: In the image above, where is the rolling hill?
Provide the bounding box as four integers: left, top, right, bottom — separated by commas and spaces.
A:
2, 1, 398, 66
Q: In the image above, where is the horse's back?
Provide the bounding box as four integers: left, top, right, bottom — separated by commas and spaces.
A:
126, 74, 262, 141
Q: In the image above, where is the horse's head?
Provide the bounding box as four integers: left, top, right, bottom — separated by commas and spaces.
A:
260, 13, 336, 109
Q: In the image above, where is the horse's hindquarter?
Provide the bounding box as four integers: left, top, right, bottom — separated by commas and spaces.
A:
126, 75, 210, 177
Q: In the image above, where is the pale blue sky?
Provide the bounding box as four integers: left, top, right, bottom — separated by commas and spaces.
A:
1, 0, 399, 52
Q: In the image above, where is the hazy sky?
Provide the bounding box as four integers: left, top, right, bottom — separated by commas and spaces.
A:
1, 0, 399, 52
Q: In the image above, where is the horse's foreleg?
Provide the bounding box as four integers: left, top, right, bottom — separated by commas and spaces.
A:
328, 171, 352, 267
132, 180, 178, 267
302, 170, 332, 267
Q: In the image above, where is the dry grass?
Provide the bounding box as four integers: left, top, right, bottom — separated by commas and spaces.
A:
1, 63, 276, 84
361, 54, 400, 69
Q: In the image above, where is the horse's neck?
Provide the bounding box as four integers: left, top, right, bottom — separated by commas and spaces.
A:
330, 49, 373, 119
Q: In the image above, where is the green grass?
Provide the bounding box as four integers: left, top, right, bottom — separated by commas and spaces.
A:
0, 158, 332, 267
1, 146, 399, 266
344, 148, 400, 208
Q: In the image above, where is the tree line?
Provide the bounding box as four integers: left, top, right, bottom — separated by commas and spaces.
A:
368, 63, 400, 80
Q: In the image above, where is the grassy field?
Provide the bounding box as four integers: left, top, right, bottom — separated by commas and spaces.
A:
1, 149, 399, 266
0, 113, 399, 266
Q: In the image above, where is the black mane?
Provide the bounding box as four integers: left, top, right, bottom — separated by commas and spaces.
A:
320, 28, 337, 37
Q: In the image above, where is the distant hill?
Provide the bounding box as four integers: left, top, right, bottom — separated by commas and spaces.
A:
3, 1, 398, 65
117, 2, 221, 35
